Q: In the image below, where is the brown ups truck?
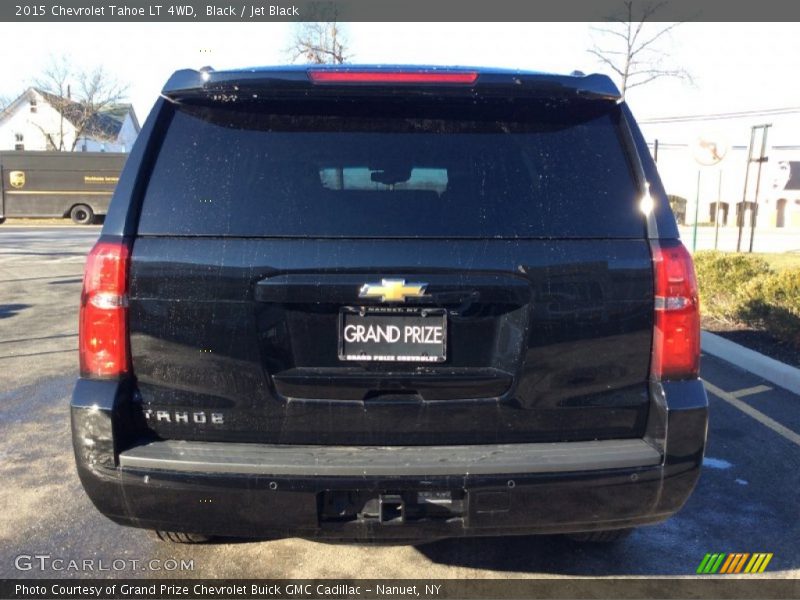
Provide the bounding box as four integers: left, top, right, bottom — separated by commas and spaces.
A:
0, 151, 126, 225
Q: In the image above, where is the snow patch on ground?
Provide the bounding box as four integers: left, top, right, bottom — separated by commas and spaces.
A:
703, 457, 733, 469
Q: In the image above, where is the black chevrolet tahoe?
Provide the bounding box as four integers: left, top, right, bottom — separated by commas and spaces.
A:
72, 65, 708, 544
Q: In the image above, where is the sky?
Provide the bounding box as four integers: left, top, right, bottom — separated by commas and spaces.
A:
1, 22, 799, 144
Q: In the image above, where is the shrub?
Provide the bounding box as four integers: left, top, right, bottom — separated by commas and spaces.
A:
736, 270, 800, 348
693, 251, 771, 321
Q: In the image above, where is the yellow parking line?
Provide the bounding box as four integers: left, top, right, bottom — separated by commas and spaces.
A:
730, 385, 772, 398
705, 381, 800, 448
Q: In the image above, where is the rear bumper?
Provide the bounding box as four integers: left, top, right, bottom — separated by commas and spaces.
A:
71, 379, 708, 541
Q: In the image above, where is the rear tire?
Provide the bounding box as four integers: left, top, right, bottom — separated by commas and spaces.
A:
0, 217, 5, 225
566, 528, 634, 543
149, 530, 213, 544
70, 204, 95, 225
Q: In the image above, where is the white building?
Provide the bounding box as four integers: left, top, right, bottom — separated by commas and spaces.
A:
0, 88, 140, 153
639, 109, 800, 230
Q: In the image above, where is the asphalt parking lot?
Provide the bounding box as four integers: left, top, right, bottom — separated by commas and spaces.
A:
0, 225, 798, 579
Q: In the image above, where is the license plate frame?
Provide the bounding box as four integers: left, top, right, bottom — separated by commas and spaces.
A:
338, 306, 447, 363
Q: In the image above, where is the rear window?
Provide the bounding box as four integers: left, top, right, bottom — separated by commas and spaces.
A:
138, 102, 643, 238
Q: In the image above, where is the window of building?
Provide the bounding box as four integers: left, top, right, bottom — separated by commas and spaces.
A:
29, 98, 37, 113
14, 133, 23, 142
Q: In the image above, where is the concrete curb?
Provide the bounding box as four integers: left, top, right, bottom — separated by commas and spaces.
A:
702, 330, 800, 396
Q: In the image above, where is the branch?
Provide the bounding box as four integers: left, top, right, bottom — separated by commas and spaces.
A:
587, 48, 626, 77
626, 66, 692, 89
589, 25, 630, 42
630, 21, 683, 56
639, 0, 669, 21
30, 122, 62, 151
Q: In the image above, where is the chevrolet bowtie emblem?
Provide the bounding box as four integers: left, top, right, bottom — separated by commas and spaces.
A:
358, 279, 428, 303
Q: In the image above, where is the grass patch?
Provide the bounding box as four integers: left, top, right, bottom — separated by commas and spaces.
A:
750, 252, 800, 272
695, 250, 800, 349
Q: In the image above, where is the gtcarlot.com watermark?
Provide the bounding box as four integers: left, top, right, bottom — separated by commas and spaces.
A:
14, 554, 194, 572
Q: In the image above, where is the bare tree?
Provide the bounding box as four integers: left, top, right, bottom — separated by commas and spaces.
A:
33, 57, 129, 151
286, 21, 351, 65
589, 1, 691, 98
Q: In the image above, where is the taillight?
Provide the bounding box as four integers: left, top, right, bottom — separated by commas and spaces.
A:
650, 240, 700, 380
308, 70, 479, 84
79, 239, 130, 378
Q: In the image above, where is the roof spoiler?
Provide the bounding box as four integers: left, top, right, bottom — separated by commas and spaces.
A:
162, 66, 622, 102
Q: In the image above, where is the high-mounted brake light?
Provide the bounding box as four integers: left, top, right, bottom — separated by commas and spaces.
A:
79, 240, 130, 378
650, 240, 700, 380
308, 70, 479, 85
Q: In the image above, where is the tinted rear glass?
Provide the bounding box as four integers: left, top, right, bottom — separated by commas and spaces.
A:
138, 101, 643, 238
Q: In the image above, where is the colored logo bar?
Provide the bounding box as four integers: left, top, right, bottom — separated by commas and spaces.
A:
697, 553, 773, 574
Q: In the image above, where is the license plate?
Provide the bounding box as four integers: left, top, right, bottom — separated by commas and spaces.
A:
338, 307, 447, 362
